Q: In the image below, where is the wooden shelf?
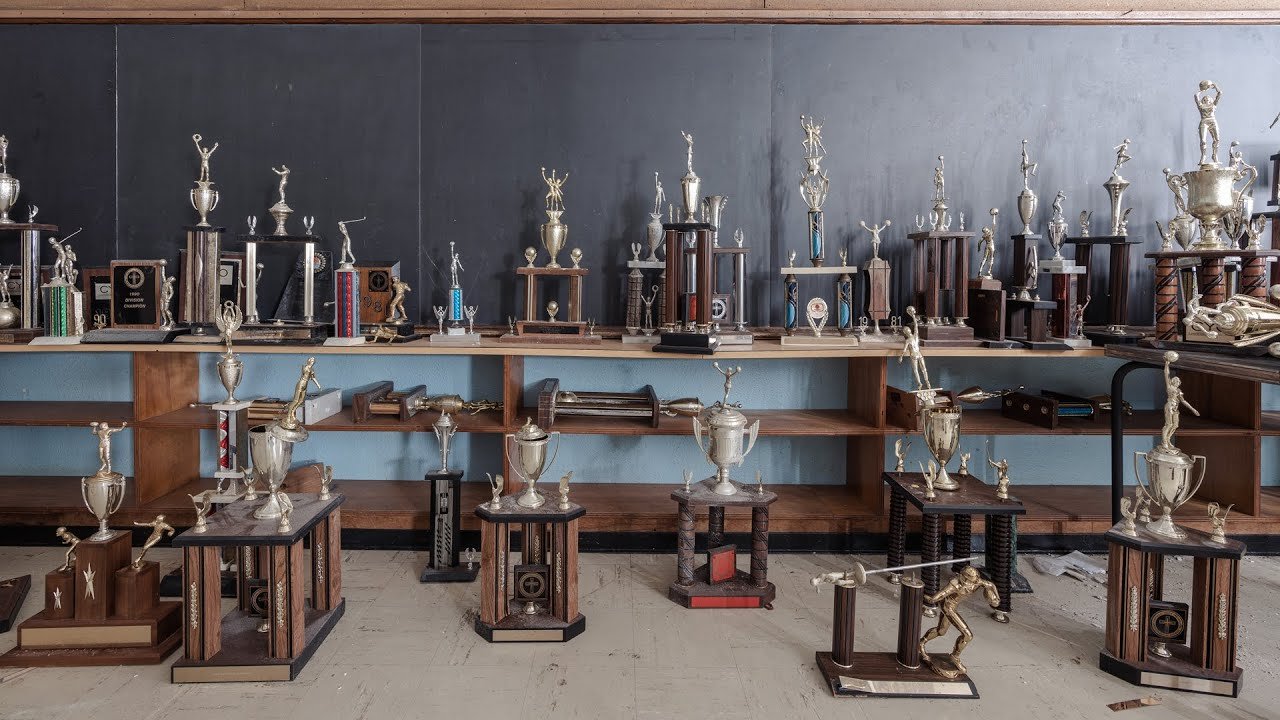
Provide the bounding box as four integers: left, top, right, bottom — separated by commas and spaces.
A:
0, 401, 133, 427
1261, 411, 1280, 435
525, 408, 879, 437
138, 405, 507, 434
894, 410, 1252, 437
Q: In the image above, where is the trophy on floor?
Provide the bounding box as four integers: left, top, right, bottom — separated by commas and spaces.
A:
33, 229, 85, 344
183, 134, 224, 336
813, 558, 987, 698
501, 168, 599, 345
326, 217, 366, 346
250, 357, 318, 519
430, 241, 480, 345
421, 412, 479, 583
1133, 352, 1206, 539
623, 173, 668, 344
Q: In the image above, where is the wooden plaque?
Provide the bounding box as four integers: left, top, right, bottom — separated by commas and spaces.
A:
81, 267, 111, 328
357, 262, 400, 326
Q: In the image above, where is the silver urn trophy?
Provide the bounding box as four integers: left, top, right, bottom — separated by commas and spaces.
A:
1133, 351, 1207, 538
248, 424, 297, 520
83, 421, 128, 540
540, 167, 569, 268
214, 300, 244, 404
679, 131, 701, 222
1176, 81, 1253, 250
0, 136, 20, 224
1017, 139, 1037, 235
433, 412, 457, 473
509, 418, 560, 508
921, 405, 962, 491
692, 363, 761, 496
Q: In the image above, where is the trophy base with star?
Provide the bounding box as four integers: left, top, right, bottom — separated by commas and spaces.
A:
0, 528, 181, 667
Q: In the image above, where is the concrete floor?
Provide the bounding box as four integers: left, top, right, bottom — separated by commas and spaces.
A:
0, 545, 1277, 720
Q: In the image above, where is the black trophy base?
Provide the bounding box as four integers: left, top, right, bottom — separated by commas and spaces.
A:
81, 327, 189, 344
474, 612, 586, 643
654, 330, 720, 355
1008, 337, 1071, 351
0, 574, 31, 633
981, 339, 1019, 349
1143, 337, 1271, 358
365, 322, 421, 343
419, 564, 480, 583
1083, 325, 1145, 346
1099, 650, 1241, 698
815, 652, 978, 699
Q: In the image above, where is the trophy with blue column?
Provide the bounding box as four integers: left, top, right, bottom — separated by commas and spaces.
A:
800, 115, 830, 267
430, 241, 480, 345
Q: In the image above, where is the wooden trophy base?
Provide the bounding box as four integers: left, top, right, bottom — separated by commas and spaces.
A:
223, 321, 329, 344
816, 651, 978, 698
501, 320, 601, 345
171, 603, 345, 683
0, 327, 41, 344
917, 323, 981, 347
1099, 647, 1241, 698
81, 327, 190, 344
0, 601, 182, 667
668, 564, 776, 609
474, 611, 586, 643
654, 330, 720, 354
0, 574, 31, 632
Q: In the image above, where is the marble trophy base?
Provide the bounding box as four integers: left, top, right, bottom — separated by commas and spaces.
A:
856, 328, 903, 345
28, 334, 82, 345
780, 331, 859, 347
82, 327, 189, 344
429, 329, 481, 346
816, 651, 978, 699
716, 329, 754, 346
1057, 336, 1094, 349
620, 333, 660, 345
322, 336, 366, 346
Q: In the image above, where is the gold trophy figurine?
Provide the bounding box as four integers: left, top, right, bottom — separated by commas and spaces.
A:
957, 452, 971, 475
131, 515, 175, 570
1207, 502, 1233, 544
189, 491, 214, 533
276, 356, 319, 439
893, 438, 910, 473
988, 458, 1011, 500
919, 566, 1002, 679
1119, 496, 1139, 537
557, 470, 573, 511
320, 465, 334, 501
486, 473, 503, 510
55, 527, 80, 571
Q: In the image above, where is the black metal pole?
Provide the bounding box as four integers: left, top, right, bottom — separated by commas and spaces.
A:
1110, 361, 1149, 524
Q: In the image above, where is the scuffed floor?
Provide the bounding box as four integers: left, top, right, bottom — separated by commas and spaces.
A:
0, 545, 1277, 719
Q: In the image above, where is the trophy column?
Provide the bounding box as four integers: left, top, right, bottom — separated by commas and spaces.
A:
18, 225, 51, 330
182, 225, 222, 333
331, 263, 362, 343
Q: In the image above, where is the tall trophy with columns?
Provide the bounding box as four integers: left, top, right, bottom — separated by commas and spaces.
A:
421, 412, 478, 582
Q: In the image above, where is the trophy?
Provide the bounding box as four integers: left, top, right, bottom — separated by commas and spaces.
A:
692, 363, 760, 496
647, 172, 665, 261
268, 165, 292, 236
1017, 139, 1038, 235
921, 405, 962, 491
328, 217, 366, 345
0, 136, 20, 224
540, 167, 568, 268
37, 229, 85, 341
433, 412, 456, 473
430, 241, 480, 344
679, 131, 701, 223
799, 116, 829, 266
190, 134, 220, 228
1104, 139, 1131, 236
83, 422, 128, 540
248, 423, 295, 520
1174, 81, 1254, 250
215, 300, 244, 404
509, 419, 561, 508
1133, 351, 1206, 539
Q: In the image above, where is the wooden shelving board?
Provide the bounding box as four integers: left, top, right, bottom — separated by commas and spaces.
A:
137, 405, 507, 434
520, 408, 880, 437
894, 410, 1255, 437
4, 476, 1277, 537
0, 401, 133, 427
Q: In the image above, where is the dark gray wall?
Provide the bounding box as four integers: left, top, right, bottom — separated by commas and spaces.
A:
1, 24, 1277, 326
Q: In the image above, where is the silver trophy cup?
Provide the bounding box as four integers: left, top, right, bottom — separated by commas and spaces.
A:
0, 173, 18, 224
692, 406, 761, 496
82, 470, 126, 541
1133, 446, 1206, 539
922, 405, 962, 491
190, 181, 220, 228
509, 420, 560, 508
249, 424, 295, 520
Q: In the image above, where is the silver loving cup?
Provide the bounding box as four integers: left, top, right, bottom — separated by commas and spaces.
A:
692, 405, 761, 496
433, 412, 457, 473
921, 405, 962, 491
646, 213, 664, 261
82, 470, 126, 540
681, 171, 702, 223
1133, 445, 1206, 539
509, 420, 560, 508
541, 210, 568, 269
249, 423, 295, 519
702, 195, 728, 229
0, 172, 18, 224
1017, 187, 1037, 236
1183, 165, 1246, 250
217, 352, 243, 405
190, 181, 220, 228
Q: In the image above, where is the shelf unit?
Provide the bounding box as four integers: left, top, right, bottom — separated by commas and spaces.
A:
0, 339, 1273, 544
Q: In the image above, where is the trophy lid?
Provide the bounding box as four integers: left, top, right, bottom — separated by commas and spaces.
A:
514, 417, 548, 442
701, 402, 749, 431
268, 420, 309, 445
